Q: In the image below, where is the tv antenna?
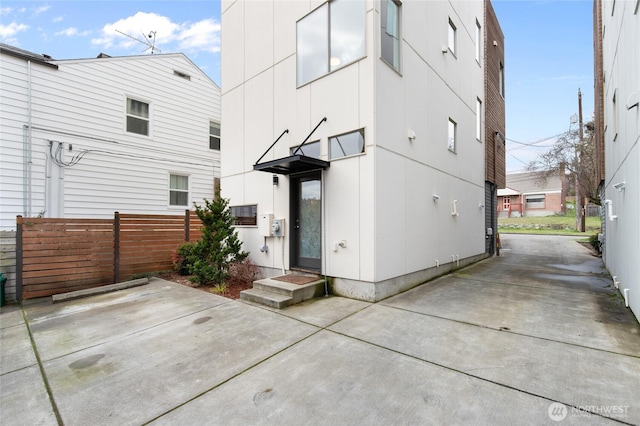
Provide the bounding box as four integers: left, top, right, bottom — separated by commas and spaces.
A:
115, 29, 161, 54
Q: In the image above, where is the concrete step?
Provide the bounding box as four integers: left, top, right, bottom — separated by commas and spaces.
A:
239, 288, 293, 309
240, 275, 326, 309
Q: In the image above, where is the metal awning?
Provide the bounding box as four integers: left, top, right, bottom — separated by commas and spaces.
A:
253, 154, 329, 175
253, 117, 329, 176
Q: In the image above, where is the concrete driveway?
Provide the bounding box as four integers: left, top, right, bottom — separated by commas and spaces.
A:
1, 234, 638, 425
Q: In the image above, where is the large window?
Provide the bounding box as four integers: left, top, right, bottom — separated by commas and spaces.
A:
381, 0, 401, 71
447, 118, 457, 153
448, 19, 457, 55
296, 0, 365, 86
525, 194, 545, 209
210, 121, 220, 150
169, 174, 189, 206
231, 205, 257, 226
329, 129, 365, 159
126, 98, 149, 136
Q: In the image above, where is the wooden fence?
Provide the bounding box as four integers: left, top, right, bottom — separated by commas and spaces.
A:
16, 211, 202, 300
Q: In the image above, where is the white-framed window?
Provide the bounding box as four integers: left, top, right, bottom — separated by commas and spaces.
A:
381, 0, 401, 72
329, 129, 365, 159
126, 97, 149, 136
476, 98, 482, 141
448, 18, 457, 55
296, 0, 365, 86
210, 121, 220, 150
169, 174, 189, 207
447, 118, 457, 153
475, 20, 482, 64
525, 194, 545, 209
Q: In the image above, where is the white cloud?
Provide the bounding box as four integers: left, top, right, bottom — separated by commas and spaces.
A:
0, 22, 29, 38
33, 6, 51, 15
0, 7, 13, 16
54, 27, 89, 37
92, 12, 220, 55
53, 16, 64, 23
177, 19, 221, 53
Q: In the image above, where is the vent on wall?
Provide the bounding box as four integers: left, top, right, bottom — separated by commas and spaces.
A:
173, 70, 191, 80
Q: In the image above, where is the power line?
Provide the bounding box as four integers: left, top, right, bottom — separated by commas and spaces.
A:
506, 133, 564, 151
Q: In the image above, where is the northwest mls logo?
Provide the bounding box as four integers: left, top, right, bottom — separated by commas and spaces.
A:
548, 402, 568, 422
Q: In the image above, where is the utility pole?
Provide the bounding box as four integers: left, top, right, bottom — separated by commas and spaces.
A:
576, 89, 584, 232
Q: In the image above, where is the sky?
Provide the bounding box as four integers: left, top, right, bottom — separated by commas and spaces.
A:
1, 0, 595, 174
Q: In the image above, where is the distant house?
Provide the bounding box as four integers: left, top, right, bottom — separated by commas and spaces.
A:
497, 170, 566, 217
0, 43, 220, 231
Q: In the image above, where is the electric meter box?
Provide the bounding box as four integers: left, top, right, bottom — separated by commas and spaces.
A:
258, 214, 274, 237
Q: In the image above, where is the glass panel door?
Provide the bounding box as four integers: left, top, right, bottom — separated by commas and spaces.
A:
291, 172, 322, 270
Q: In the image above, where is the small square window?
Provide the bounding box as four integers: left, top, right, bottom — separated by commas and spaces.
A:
291, 140, 321, 159
476, 98, 482, 141
448, 118, 457, 153
210, 121, 221, 150
126, 98, 149, 136
475, 20, 482, 63
231, 205, 257, 226
169, 174, 189, 206
329, 129, 365, 159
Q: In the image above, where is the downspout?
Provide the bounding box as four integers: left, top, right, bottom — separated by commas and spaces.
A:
23, 60, 33, 217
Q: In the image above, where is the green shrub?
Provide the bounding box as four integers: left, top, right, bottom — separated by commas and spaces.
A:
185, 194, 249, 285
589, 233, 601, 253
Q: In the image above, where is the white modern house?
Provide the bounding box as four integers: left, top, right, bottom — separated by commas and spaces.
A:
0, 44, 221, 231
221, 0, 493, 302
594, 0, 639, 319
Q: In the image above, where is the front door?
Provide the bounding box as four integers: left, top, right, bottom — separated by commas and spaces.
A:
290, 172, 322, 271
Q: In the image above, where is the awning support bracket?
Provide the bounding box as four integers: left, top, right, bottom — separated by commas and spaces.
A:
255, 129, 289, 166
292, 117, 327, 155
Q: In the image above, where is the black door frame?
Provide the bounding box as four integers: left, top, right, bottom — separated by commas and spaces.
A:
289, 171, 322, 271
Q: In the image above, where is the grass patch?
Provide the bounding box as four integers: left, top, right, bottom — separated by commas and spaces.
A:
499, 212, 601, 236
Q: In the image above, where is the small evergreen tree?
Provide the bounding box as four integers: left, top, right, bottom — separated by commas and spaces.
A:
186, 193, 248, 285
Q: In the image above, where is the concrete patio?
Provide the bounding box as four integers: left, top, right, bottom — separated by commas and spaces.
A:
1, 234, 638, 425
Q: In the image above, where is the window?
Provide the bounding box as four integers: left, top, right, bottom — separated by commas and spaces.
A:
447, 118, 456, 153
126, 98, 149, 136
210, 121, 221, 150
525, 194, 545, 209
499, 62, 505, 98
381, 0, 401, 72
169, 174, 189, 206
612, 91, 618, 140
329, 129, 365, 159
476, 98, 482, 141
231, 205, 257, 226
291, 140, 321, 159
503, 196, 510, 210
448, 19, 457, 55
296, 0, 365, 86
475, 20, 482, 63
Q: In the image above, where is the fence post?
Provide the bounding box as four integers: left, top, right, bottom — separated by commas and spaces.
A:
185, 209, 190, 242
114, 212, 120, 283
16, 216, 23, 302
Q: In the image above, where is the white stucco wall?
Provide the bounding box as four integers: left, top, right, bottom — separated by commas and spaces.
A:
601, 0, 639, 318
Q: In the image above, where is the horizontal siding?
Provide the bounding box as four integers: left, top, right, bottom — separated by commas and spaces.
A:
1, 51, 220, 230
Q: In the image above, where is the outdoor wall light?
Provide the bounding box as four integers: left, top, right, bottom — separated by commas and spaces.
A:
408, 129, 416, 141
612, 181, 626, 191
273, 174, 279, 186
432, 194, 440, 202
